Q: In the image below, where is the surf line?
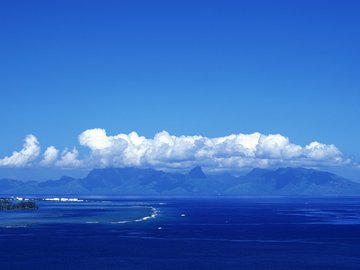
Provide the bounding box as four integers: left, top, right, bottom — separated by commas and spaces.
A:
111, 206, 160, 224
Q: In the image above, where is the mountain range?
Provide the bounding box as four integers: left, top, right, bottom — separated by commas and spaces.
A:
0, 167, 359, 196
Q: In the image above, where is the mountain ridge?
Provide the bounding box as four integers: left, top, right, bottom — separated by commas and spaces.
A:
0, 167, 359, 196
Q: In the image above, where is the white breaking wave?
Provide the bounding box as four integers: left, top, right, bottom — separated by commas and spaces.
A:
111, 206, 160, 224
134, 207, 160, 222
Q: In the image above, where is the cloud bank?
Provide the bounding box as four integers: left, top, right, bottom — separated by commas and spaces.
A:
0, 129, 350, 171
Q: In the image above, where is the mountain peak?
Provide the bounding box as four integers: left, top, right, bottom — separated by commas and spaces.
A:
188, 166, 206, 179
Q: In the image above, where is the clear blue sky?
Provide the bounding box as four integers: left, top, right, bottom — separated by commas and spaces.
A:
0, 0, 359, 178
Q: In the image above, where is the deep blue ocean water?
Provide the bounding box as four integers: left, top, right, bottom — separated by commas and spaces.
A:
1, 196, 360, 269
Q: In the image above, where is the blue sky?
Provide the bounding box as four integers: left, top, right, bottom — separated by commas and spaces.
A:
0, 1, 359, 179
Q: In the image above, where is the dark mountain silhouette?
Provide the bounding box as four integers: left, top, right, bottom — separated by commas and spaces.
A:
0, 167, 359, 196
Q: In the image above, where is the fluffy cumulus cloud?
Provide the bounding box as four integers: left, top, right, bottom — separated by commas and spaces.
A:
75, 129, 348, 171
0, 129, 351, 171
40, 146, 59, 166
0, 135, 40, 167
56, 148, 82, 168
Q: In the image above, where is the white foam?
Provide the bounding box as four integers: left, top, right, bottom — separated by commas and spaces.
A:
108, 206, 160, 225
134, 206, 160, 222
110, 220, 131, 224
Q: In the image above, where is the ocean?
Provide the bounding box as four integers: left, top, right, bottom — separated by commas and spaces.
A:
1, 196, 360, 269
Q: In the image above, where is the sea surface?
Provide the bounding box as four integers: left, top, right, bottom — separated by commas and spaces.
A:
1, 196, 360, 269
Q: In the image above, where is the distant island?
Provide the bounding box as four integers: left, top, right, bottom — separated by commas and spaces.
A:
0, 167, 359, 196
0, 198, 38, 210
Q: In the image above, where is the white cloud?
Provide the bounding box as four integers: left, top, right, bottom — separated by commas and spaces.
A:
56, 148, 82, 168
73, 129, 349, 171
305, 141, 342, 161
0, 135, 40, 167
0, 130, 350, 171
78, 128, 112, 150
40, 146, 59, 166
